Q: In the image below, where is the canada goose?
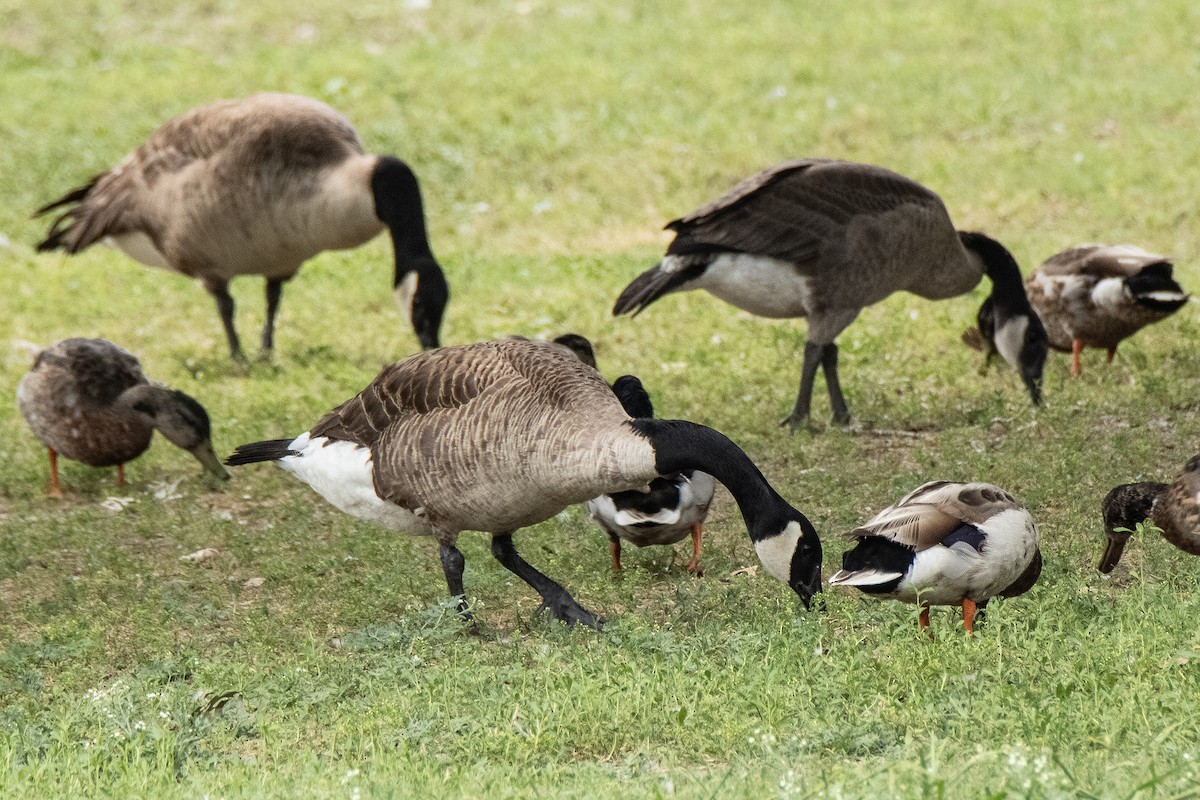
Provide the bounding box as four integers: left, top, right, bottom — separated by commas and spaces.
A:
1098, 454, 1200, 573
548, 334, 717, 574
225, 337, 822, 629
828, 481, 1041, 634
612, 159, 1047, 427
17, 338, 230, 496
34, 93, 448, 360
1024, 245, 1188, 376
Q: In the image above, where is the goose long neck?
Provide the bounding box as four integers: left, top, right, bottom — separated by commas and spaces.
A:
630, 419, 791, 541
959, 230, 1033, 312
373, 156, 434, 262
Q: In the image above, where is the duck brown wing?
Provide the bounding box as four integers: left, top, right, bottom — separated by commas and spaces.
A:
849, 481, 1021, 551
1038, 245, 1170, 279
1156, 456, 1200, 553
665, 159, 946, 268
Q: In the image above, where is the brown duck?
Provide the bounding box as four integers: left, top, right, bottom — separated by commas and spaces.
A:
1024, 245, 1188, 376
17, 338, 229, 496
1099, 454, 1200, 572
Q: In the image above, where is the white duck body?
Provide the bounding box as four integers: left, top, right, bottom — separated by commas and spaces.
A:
586, 470, 716, 547
829, 481, 1041, 627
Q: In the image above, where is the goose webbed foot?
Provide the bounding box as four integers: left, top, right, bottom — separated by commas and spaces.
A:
536, 592, 605, 630
491, 532, 605, 631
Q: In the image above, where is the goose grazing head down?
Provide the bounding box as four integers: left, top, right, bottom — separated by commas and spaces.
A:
612, 159, 1046, 428
829, 481, 1041, 635
225, 338, 822, 629
16, 338, 229, 496
1099, 454, 1200, 573
34, 93, 448, 359
1023, 244, 1188, 377
550, 333, 716, 575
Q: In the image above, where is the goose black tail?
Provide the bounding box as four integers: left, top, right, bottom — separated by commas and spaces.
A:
225, 439, 299, 466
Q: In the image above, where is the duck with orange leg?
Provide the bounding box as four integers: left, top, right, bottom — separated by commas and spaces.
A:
1024, 245, 1188, 377
17, 338, 229, 496
829, 481, 1041, 635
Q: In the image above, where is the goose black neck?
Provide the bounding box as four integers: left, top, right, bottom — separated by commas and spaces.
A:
958, 231, 1032, 312
612, 375, 655, 419
373, 156, 436, 264
631, 418, 797, 542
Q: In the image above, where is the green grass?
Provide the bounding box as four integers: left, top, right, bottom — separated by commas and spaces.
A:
4, 1, 1200, 796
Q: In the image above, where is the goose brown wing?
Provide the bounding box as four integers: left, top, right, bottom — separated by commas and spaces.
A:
307, 342, 510, 449
36, 94, 363, 254
665, 159, 947, 269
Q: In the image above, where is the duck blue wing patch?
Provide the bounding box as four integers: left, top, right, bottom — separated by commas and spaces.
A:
942, 522, 986, 552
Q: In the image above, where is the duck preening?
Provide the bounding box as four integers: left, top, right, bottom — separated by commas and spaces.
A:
549, 334, 717, 575
828, 481, 1041, 634
225, 338, 821, 629
1099, 454, 1200, 573
1025, 245, 1188, 377
35, 93, 448, 360
17, 338, 229, 496
612, 159, 1047, 428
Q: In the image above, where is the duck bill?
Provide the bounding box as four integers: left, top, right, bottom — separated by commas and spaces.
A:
1097, 536, 1128, 574
191, 440, 232, 481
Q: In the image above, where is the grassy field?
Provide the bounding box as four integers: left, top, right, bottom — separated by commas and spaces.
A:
3, 1, 1200, 797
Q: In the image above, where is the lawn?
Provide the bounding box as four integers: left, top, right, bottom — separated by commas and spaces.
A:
3, 1, 1200, 797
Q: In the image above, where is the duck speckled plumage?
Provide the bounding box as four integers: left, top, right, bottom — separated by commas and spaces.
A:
829, 481, 1041, 634
1024, 244, 1188, 376
1099, 454, 1200, 573
613, 159, 1046, 427
226, 338, 822, 629
35, 93, 448, 359
17, 338, 229, 495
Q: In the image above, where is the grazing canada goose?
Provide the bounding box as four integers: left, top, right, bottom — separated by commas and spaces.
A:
1023, 245, 1188, 377
225, 338, 821, 629
548, 334, 717, 575
17, 338, 230, 496
1098, 454, 1200, 573
613, 159, 1047, 427
828, 481, 1041, 634
34, 93, 448, 360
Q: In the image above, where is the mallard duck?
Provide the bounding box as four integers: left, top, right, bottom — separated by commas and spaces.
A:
17, 338, 230, 496
1024, 245, 1188, 376
1098, 454, 1200, 572
828, 481, 1041, 633
586, 376, 716, 575
613, 159, 1047, 428
548, 334, 717, 575
35, 93, 448, 359
225, 338, 822, 629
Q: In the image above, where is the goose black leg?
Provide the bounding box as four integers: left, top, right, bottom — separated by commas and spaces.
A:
820, 342, 850, 425
203, 277, 243, 360
261, 278, 284, 357
782, 340, 825, 430
490, 533, 604, 630
438, 543, 471, 620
